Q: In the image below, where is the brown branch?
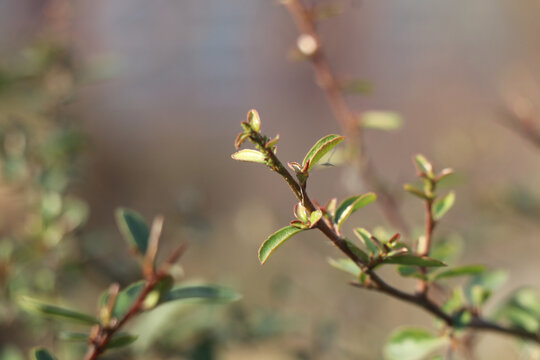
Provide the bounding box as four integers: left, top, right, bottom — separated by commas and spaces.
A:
247, 128, 540, 345
283, 0, 409, 235
83, 242, 187, 360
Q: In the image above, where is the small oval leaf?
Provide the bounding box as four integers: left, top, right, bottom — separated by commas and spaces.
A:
247, 109, 261, 132
258, 226, 305, 264
302, 134, 344, 171
414, 154, 433, 178
334, 193, 377, 229
384, 327, 446, 360
115, 208, 150, 255
432, 191, 455, 221
231, 149, 266, 164
383, 254, 446, 267
309, 209, 323, 227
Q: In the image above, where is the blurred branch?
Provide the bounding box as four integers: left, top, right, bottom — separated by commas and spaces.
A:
500, 95, 540, 149
282, 0, 410, 235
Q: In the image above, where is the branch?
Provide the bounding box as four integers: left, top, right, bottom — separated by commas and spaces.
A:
247, 128, 540, 345
283, 0, 409, 235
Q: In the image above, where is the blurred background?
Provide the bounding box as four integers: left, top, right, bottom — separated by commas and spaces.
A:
1, 0, 540, 358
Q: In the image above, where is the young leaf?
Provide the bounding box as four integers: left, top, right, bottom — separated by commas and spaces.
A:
106, 333, 139, 349
161, 284, 241, 304
384, 327, 446, 360
383, 254, 446, 267
334, 193, 377, 228
115, 208, 150, 255
31, 348, 57, 360
353, 228, 379, 254
360, 111, 403, 131
231, 149, 266, 164
103, 281, 145, 319
432, 265, 485, 281
20, 297, 98, 325
259, 226, 305, 264
294, 203, 308, 223
309, 209, 323, 227
247, 109, 261, 132
302, 134, 344, 171
432, 192, 455, 221
414, 154, 434, 178
403, 184, 430, 200
328, 257, 361, 277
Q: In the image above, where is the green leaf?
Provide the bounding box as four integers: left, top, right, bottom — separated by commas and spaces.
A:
414, 154, 434, 178
258, 225, 305, 264
353, 228, 379, 254
344, 239, 369, 262
115, 208, 150, 255
302, 134, 344, 171
334, 193, 377, 229
31, 348, 57, 360
432, 192, 455, 221
328, 257, 361, 277
432, 265, 485, 281
294, 203, 308, 223
20, 297, 98, 325
231, 149, 266, 164
384, 327, 446, 360
144, 275, 174, 309
383, 254, 446, 267
108, 281, 145, 319
162, 284, 241, 303
360, 111, 403, 131
310, 209, 323, 226
247, 109, 261, 132
106, 332, 139, 349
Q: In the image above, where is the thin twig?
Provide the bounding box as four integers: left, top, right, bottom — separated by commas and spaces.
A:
283, 0, 409, 235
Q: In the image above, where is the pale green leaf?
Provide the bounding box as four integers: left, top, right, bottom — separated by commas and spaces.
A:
353, 228, 379, 254
310, 209, 322, 226
334, 193, 377, 228
414, 154, 433, 177
384, 327, 446, 360
432, 192, 455, 221
258, 226, 305, 264
328, 257, 361, 277
231, 149, 266, 164
247, 109, 261, 132
361, 111, 403, 131
302, 134, 344, 171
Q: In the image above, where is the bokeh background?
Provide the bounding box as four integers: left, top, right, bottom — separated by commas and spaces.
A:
1, 0, 540, 358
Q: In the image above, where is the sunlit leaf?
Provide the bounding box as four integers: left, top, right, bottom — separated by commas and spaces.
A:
334, 193, 377, 229
302, 134, 344, 171
231, 149, 266, 164
403, 184, 430, 200
353, 228, 379, 254
20, 297, 98, 325
360, 111, 403, 131
432, 265, 485, 281
432, 192, 455, 221
258, 226, 305, 264
383, 255, 446, 267
115, 208, 150, 255
414, 154, 433, 178
247, 109, 261, 132
161, 284, 241, 304
310, 209, 323, 226
384, 327, 446, 360
31, 348, 57, 360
